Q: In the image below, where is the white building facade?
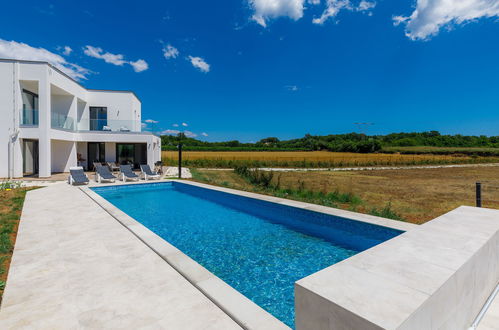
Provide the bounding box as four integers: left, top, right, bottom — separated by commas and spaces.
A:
0, 59, 161, 178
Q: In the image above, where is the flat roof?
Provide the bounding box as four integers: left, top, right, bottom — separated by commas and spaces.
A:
0, 58, 141, 102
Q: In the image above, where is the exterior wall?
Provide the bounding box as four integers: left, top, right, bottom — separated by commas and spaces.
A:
0, 59, 159, 178
0, 62, 16, 178
86, 91, 141, 132
51, 140, 76, 172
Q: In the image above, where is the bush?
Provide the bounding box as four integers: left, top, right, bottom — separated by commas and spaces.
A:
369, 202, 404, 221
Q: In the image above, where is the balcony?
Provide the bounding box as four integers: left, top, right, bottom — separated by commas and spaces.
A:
20, 109, 39, 126
51, 113, 75, 131
77, 119, 139, 132
20, 112, 159, 136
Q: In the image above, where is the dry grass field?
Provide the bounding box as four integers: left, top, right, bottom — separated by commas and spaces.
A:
191, 166, 499, 224
162, 151, 498, 168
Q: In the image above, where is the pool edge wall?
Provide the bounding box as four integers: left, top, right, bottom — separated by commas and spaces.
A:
295, 205, 499, 330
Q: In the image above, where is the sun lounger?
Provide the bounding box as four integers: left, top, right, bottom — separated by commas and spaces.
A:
68, 166, 89, 185
93, 162, 102, 171
119, 164, 139, 182
140, 164, 161, 180
96, 165, 117, 183
107, 162, 120, 172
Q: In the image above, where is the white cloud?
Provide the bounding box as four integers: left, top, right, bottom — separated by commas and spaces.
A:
394, 0, 499, 40
0, 39, 90, 80
188, 56, 210, 73
162, 129, 180, 135
248, 0, 375, 26
285, 85, 299, 91
312, 0, 375, 24
172, 123, 179, 127
358, 0, 375, 11
313, 0, 350, 24
163, 44, 179, 59
130, 59, 148, 72
184, 130, 197, 138
83, 45, 148, 72
182, 122, 188, 127
201, 132, 209, 137
249, 0, 305, 27
62, 46, 72, 56
83, 45, 126, 65
144, 119, 159, 124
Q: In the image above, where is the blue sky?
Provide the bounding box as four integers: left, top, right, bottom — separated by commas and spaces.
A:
1, 0, 499, 141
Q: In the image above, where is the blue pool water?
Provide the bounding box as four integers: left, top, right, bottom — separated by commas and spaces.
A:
93, 182, 402, 327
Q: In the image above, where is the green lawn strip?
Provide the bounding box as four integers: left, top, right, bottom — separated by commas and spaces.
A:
0, 187, 33, 303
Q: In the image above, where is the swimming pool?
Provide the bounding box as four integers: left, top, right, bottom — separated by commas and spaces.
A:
92, 182, 402, 327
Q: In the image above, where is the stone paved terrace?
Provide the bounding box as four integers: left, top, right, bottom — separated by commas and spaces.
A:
0, 183, 241, 329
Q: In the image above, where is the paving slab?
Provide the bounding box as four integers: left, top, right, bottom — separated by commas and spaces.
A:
0, 184, 241, 329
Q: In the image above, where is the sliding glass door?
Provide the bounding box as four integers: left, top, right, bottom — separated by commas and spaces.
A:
22, 140, 39, 176
116, 143, 147, 168
21, 89, 39, 125
89, 107, 107, 131
87, 142, 105, 170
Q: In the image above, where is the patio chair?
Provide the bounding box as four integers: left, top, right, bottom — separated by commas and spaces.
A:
93, 162, 102, 171
68, 166, 89, 185
107, 162, 120, 172
154, 161, 164, 174
119, 164, 139, 182
140, 164, 161, 180
96, 165, 117, 183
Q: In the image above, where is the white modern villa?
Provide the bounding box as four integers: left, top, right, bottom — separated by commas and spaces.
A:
0, 58, 161, 179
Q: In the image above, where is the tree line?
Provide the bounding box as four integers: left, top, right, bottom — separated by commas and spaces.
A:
161, 131, 499, 153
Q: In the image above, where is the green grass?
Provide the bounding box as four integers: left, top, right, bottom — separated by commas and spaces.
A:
191, 167, 405, 222
0, 186, 32, 303
369, 202, 405, 221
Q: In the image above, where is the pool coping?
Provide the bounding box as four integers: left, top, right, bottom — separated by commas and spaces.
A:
81, 179, 416, 329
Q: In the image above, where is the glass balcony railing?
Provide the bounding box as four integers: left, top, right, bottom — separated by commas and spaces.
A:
20, 112, 157, 135
141, 124, 161, 136
21, 109, 39, 126
51, 112, 75, 131
77, 119, 141, 133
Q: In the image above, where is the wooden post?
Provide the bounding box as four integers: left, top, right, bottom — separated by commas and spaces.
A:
476, 182, 482, 207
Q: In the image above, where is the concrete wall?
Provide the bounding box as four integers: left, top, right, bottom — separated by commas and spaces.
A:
295, 206, 499, 330
86, 91, 141, 132
51, 140, 76, 173
0, 61, 24, 178
0, 62, 15, 178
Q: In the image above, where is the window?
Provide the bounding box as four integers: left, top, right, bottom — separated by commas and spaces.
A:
21, 89, 39, 125
116, 143, 147, 169
89, 107, 107, 130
